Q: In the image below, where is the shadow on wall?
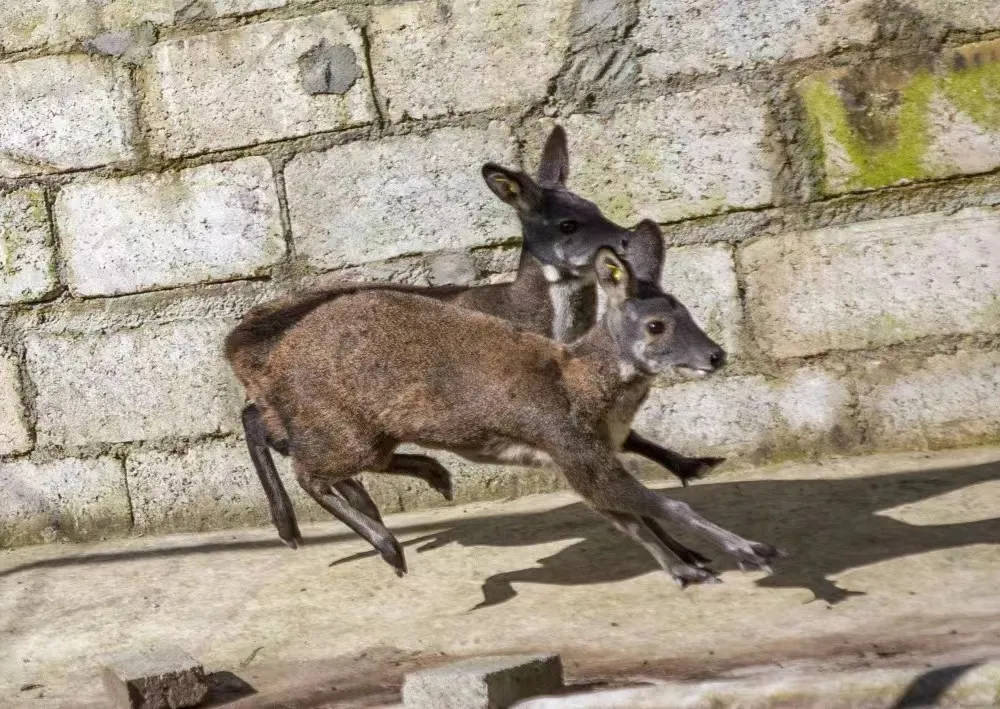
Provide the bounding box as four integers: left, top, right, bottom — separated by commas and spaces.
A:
3, 458, 1000, 610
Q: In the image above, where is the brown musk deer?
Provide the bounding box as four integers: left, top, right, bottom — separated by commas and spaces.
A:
226, 125, 723, 549
251, 247, 781, 585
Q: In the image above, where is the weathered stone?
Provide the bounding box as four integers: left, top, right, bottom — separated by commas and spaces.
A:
660, 244, 742, 356
285, 124, 517, 269
0, 354, 31, 456
0, 1, 288, 54
403, 654, 563, 709
102, 645, 208, 709
0, 1, 172, 54
56, 158, 284, 297
527, 88, 776, 224
298, 40, 362, 95
740, 208, 1000, 359
632, 369, 853, 460
369, 0, 573, 121
83, 22, 158, 64
635, 0, 876, 77
0, 187, 57, 305
902, 1, 1000, 33
858, 351, 1000, 450
126, 439, 320, 534
0, 55, 136, 177
0, 457, 129, 546
25, 320, 243, 447
141, 12, 372, 157
570, 0, 637, 49
800, 40, 1000, 194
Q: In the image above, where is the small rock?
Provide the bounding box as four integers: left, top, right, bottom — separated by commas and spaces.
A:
403, 653, 563, 709
101, 645, 209, 709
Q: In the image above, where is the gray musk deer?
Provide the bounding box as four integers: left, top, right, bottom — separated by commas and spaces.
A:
227, 126, 722, 548
256, 248, 781, 585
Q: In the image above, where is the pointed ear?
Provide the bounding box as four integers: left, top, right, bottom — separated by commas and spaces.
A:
624, 219, 664, 285
594, 247, 633, 305
537, 124, 569, 186
482, 163, 542, 212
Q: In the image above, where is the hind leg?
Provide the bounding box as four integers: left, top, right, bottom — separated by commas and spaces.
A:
334, 479, 383, 524
382, 454, 454, 501
331, 453, 453, 527
291, 416, 408, 575
295, 460, 407, 576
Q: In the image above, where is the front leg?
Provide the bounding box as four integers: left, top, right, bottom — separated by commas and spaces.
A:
551, 439, 782, 572
623, 430, 725, 486
599, 511, 720, 587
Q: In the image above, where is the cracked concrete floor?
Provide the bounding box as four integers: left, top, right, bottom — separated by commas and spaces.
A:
4, 447, 1000, 708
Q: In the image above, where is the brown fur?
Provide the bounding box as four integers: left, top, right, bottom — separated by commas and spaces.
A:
252, 250, 780, 584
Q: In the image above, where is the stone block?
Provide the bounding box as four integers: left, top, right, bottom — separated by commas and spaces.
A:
102, 645, 208, 709
369, 0, 573, 121
0, 54, 136, 177
858, 351, 1000, 449
740, 208, 1000, 359
800, 40, 1000, 194
527, 88, 776, 224
285, 123, 517, 269
25, 320, 243, 447
56, 157, 284, 297
632, 369, 853, 460
635, 0, 876, 77
141, 11, 372, 157
0, 1, 290, 54
403, 654, 563, 709
901, 1, 1000, 33
660, 243, 742, 356
0, 456, 129, 546
0, 187, 57, 305
0, 354, 31, 456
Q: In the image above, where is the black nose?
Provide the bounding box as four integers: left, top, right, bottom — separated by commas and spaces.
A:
709, 347, 726, 371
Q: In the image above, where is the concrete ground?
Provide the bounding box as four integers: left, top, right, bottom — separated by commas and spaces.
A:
5, 447, 1000, 708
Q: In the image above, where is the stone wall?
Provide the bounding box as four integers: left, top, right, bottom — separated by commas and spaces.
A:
1, 0, 999, 546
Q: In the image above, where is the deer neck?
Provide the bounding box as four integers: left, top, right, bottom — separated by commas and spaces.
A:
570, 322, 652, 391
512, 249, 597, 343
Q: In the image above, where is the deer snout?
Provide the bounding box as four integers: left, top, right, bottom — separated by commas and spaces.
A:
708, 346, 726, 371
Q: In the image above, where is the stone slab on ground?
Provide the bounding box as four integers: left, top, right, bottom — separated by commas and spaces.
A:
101, 645, 208, 709
403, 654, 562, 709
517, 660, 1000, 708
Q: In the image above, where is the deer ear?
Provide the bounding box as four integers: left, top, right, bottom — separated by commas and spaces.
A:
537, 124, 569, 186
624, 219, 664, 285
595, 247, 632, 304
482, 164, 542, 211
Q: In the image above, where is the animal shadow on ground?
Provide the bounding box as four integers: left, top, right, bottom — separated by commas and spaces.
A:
330, 457, 1000, 608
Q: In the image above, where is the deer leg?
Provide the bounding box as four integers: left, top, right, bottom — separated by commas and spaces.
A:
640, 516, 712, 567
383, 454, 454, 501
297, 466, 407, 577
332, 454, 453, 527
555, 442, 782, 572
242, 404, 302, 549
334, 479, 383, 524
623, 430, 724, 486
600, 511, 720, 587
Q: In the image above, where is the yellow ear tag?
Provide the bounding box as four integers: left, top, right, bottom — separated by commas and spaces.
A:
496, 175, 520, 196
606, 262, 623, 284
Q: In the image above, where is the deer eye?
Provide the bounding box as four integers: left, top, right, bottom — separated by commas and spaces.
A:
558, 219, 578, 234
646, 320, 665, 335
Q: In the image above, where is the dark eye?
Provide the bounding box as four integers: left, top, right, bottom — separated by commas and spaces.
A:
558, 219, 578, 234
646, 320, 665, 335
